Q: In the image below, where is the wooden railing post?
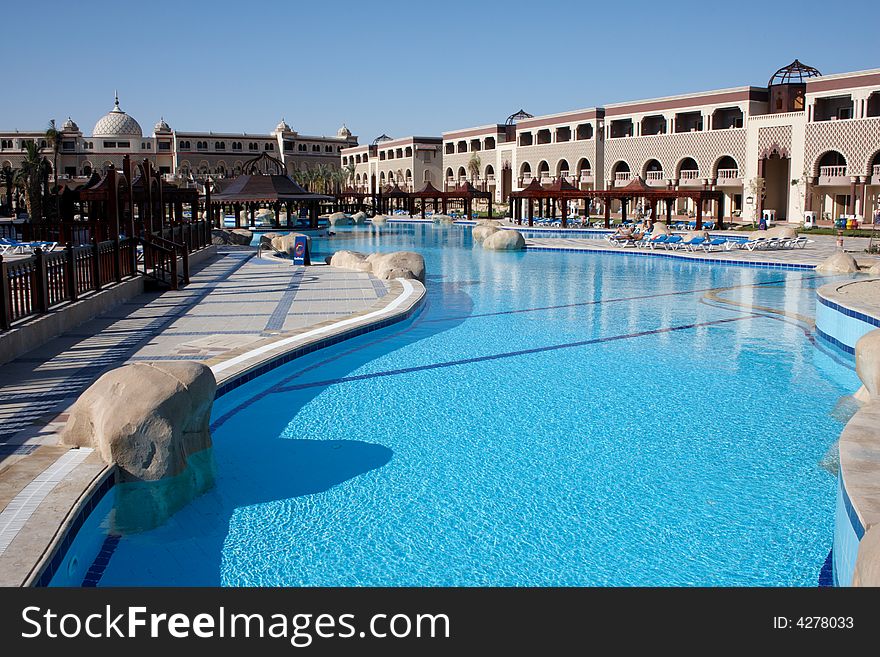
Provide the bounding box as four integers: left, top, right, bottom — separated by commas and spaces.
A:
181, 242, 190, 285
170, 249, 179, 291
92, 238, 102, 292
113, 237, 122, 283
66, 243, 78, 302
0, 255, 10, 330
34, 247, 49, 313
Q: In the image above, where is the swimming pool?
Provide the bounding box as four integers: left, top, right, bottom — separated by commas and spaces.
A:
53, 223, 859, 586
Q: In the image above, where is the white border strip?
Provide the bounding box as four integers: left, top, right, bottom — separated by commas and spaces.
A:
210, 278, 417, 376
0, 448, 93, 555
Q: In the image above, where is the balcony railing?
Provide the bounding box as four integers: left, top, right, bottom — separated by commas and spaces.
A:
614, 172, 631, 182
521, 175, 533, 185
645, 171, 664, 181
679, 170, 699, 180
486, 174, 495, 183
819, 165, 847, 177
540, 176, 553, 184
874, 165, 880, 176
578, 171, 592, 181
717, 168, 739, 179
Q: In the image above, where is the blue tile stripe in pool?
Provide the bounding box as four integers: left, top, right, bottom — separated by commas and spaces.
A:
81, 534, 121, 587
33, 471, 115, 587
31, 288, 426, 587
524, 245, 817, 270
815, 328, 856, 355
816, 294, 880, 328
819, 549, 834, 587
840, 472, 865, 541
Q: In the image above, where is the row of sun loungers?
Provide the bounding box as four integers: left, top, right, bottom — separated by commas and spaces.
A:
605, 233, 810, 252
0, 238, 59, 255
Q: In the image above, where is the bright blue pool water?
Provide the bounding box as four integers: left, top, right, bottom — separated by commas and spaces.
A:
57, 223, 859, 586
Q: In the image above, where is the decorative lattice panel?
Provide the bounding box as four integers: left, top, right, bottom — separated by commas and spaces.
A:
757, 125, 792, 157
804, 118, 880, 176
602, 129, 746, 180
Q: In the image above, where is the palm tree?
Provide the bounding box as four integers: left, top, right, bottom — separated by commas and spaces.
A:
343, 162, 355, 187
43, 120, 63, 220
1, 162, 15, 213
14, 141, 45, 220
467, 153, 481, 182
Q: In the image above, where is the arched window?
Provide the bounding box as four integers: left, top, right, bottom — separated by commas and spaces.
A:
817, 151, 847, 176
677, 157, 699, 179
457, 166, 466, 180
424, 170, 432, 182
538, 161, 550, 177
520, 162, 531, 176
405, 146, 412, 157
556, 159, 569, 177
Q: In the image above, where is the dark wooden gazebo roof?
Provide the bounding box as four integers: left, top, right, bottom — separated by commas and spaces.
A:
209, 155, 330, 204
335, 186, 368, 199
381, 183, 410, 198
410, 181, 445, 198
445, 180, 492, 200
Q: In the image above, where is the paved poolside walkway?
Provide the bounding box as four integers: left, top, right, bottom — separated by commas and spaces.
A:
0, 246, 420, 585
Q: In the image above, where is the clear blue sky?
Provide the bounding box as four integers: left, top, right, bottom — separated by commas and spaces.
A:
3, 0, 878, 141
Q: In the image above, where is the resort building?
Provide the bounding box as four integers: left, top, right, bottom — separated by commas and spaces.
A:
0, 94, 357, 183
341, 135, 443, 192
429, 61, 880, 224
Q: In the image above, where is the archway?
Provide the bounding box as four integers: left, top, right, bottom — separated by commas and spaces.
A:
642, 158, 663, 181
761, 148, 790, 220
556, 159, 570, 178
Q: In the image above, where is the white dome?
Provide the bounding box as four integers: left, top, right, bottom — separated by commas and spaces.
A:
274, 118, 292, 133
62, 117, 79, 132
92, 95, 142, 138
154, 117, 171, 133
337, 123, 351, 138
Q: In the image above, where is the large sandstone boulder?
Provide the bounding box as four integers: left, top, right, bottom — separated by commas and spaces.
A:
482, 229, 526, 251
476, 219, 502, 227
328, 212, 350, 226
683, 230, 711, 242
351, 211, 367, 224
211, 228, 253, 245
63, 362, 215, 481
816, 252, 859, 274
271, 233, 310, 255
649, 222, 672, 236
855, 330, 880, 400
329, 250, 373, 272
748, 226, 798, 241
367, 251, 426, 283
62, 362, 217, 532
472, 224, 500, 243
371, 214, 388, 225
260, 232, 280, 249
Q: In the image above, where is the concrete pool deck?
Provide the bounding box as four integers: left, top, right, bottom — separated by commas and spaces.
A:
0, 246, 425, 586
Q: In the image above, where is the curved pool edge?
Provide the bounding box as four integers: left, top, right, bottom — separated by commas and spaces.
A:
26, 276, 426, 588
822, 279, 880, 586
816, 278, 880, 355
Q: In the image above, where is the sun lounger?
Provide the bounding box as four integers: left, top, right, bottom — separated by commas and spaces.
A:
661, 235, 684, 250
681, 237, 707, 251
738, 237, 767, 251
700, 238, 729, 252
